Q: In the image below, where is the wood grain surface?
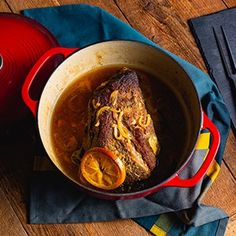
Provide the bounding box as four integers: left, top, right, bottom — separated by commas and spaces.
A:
115, 0, 226, 69
0, 0, 10, 11
0, 0, 235, 235
222, 0, 236, 8
0, 189, 28, 236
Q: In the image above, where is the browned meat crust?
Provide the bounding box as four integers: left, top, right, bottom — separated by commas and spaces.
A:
83, 68, 160, 184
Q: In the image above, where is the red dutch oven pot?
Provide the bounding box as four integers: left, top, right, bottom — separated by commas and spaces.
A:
0, 13, 59, 126
22, 41, 220, 200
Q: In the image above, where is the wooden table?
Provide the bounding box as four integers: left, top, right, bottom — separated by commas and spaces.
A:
0, 0, 236, 235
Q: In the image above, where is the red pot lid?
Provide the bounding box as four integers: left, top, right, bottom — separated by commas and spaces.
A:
0, 13, 59, 126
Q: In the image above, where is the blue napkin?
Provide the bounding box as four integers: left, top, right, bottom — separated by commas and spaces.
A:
189, 8, 236, 130
22, 4, 230, 236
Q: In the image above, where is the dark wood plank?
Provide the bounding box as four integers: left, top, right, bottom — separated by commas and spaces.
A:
5, 0, 128, 23
225, 213, 236, 236
0, 188, 28, 236
0, 0, 12, 12
224, 131, 236, 179
29, 224, 90, 236
222, 0, 236, 7
5, 0, 60, 13
202, 162, 236, 216
115, 0, 226, 71
84, 221, 150, 236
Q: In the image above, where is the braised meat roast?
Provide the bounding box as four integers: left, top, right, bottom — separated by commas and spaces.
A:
82, 68, 160, 184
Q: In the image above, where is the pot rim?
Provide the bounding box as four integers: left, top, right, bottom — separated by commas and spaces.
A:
37, 40, 202, 198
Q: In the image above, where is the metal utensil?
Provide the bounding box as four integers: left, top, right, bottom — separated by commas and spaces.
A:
213, 26, 236, 92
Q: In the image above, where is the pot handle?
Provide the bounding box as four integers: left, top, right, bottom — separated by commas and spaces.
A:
22, 47, 77, 117
162, 112, 220, 188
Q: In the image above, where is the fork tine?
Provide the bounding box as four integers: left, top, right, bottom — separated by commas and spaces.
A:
212, 26, 232, 78
221, 26, 236, 73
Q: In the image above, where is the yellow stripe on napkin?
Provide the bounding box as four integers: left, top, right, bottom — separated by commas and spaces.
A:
150, 225, 167, 236
195, 132, 220, 182
150, 214, 174, 236
195, 133, 210, 150
206, 160, 220, 182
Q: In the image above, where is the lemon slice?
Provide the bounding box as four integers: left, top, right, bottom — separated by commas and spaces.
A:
80, 147, 126, 190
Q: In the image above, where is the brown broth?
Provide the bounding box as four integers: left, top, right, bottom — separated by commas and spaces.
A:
51, 66, 188, 191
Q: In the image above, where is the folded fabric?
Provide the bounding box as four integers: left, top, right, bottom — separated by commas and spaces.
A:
22, 4, 231, 236
189, 8, 236, 130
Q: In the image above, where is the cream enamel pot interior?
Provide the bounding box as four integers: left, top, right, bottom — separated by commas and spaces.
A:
22, 41, 220, 200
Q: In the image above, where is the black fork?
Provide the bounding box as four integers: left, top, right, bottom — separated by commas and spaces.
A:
213, 26, 236, 92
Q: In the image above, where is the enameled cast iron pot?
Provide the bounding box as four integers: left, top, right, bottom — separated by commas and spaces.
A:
22, 41, 220, 200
